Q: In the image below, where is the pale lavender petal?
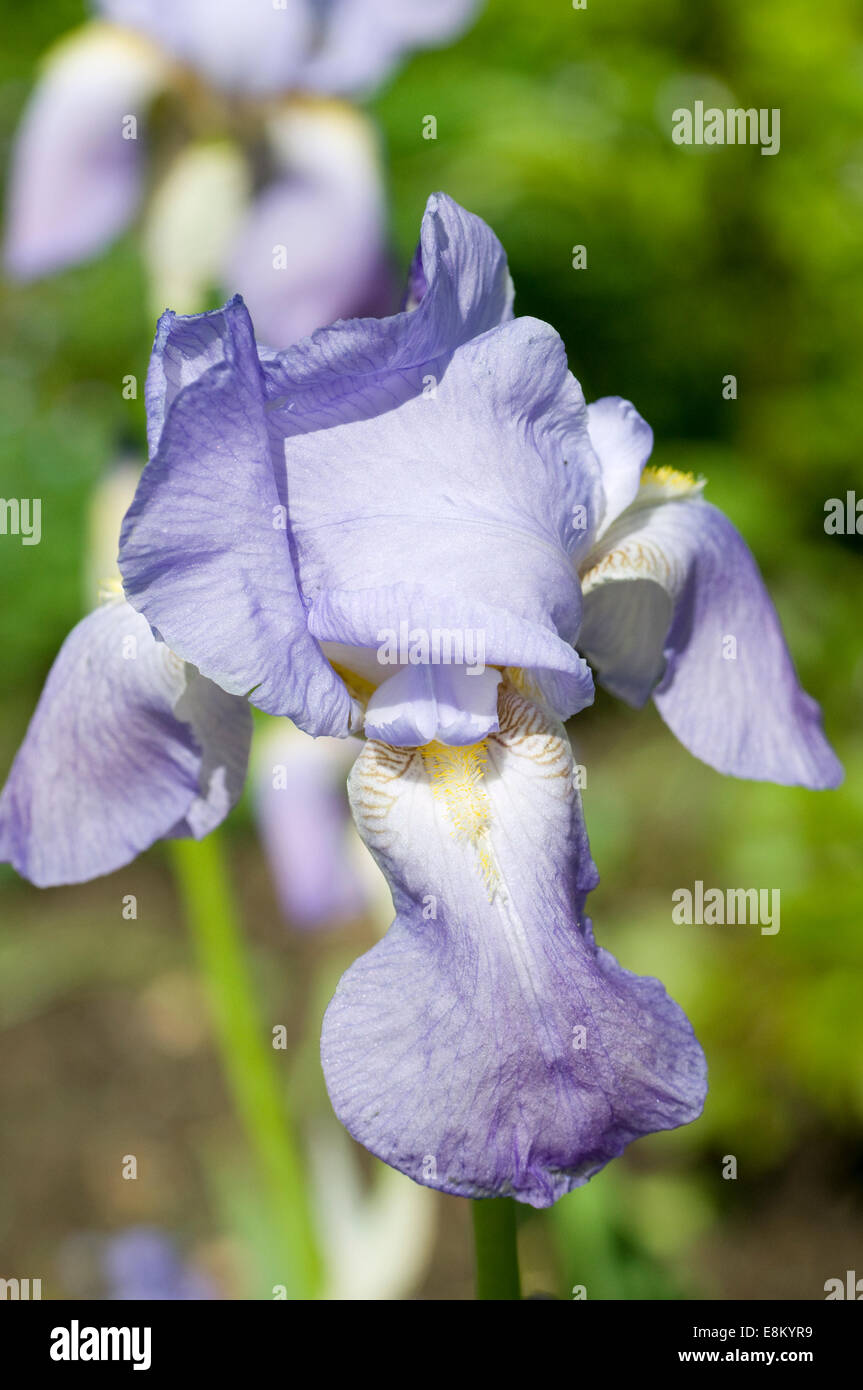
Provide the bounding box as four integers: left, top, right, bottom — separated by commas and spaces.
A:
4, 25, 165, 280
0, 602, 251, 886
280, 314, 601, 720
364, 665, 502, 745
120, 297, 357, 735
97, 0, 313, 96
587, 395, 654, 537
145, 300, 241, 456
401, 241, 428, 311
580, 493, 843, 788
311, 586, 596, 731
322, 684, 706, 1206
99, 0, 480, 99
577, 571, 670, 707
303, 0, 482, 96
260, 191, 514, 405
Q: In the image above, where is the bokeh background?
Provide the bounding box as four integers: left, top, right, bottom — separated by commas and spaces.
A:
0, 0, 861, 1299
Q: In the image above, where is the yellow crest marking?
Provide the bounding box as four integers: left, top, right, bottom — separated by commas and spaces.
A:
637, 464, 704, 503
420, 741, 500, 899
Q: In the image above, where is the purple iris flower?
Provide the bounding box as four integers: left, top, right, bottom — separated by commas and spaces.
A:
3, 1, 479, 344
104, 1227, 217, 1300
117, 197, 594, 751
96, 0, 482, 98
0, 194, 840, 1205
116, 194, 841, 784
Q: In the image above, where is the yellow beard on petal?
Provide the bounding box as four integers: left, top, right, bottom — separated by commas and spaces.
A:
579, 465, 705, 589
636, 465, 705, 504
420, 742, 500, 900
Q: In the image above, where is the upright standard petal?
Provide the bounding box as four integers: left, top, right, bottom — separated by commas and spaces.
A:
587, 395, 654, 537
580, 469, 842, 788
4, 24, 166, 280
321, 683, 706, 1207
0, 601, 251, 886
260, 191, 514, 406
120, 296, 357, 735
257, 195, 596, 738
148, 192, 499, 453
144, 299, 244, 457
277, 313, 601, 732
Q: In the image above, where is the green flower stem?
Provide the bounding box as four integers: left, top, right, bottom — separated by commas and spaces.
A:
170, 834, 323, 1298
472, 1198, 522, 1300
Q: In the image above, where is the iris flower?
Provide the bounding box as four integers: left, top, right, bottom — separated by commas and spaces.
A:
3, 0, 479, 343
0, 196, 839, 1205
104, 1228, 217, 1301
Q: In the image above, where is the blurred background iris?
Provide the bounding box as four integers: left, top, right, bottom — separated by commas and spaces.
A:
0, 0, 861, 1299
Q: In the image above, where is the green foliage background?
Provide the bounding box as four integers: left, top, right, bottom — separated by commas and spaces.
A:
0, 0, 860, 1298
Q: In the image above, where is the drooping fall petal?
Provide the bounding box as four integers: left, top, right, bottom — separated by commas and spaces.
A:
322, 684, 707, 1206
